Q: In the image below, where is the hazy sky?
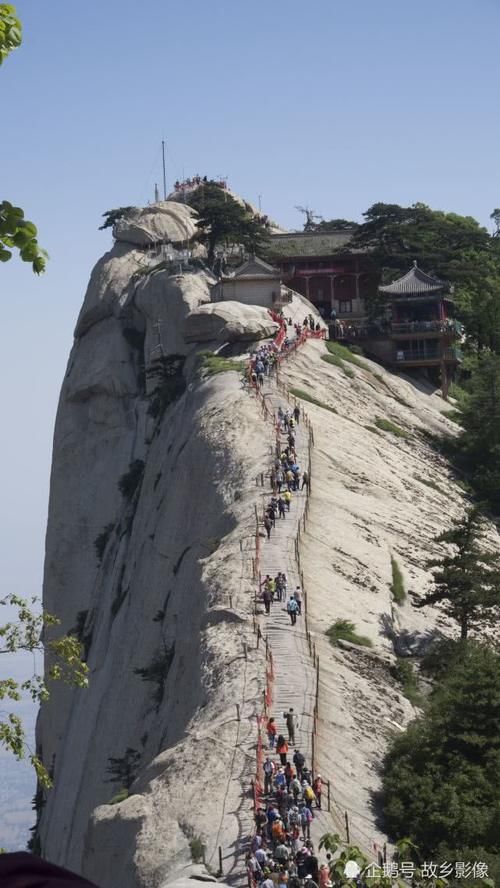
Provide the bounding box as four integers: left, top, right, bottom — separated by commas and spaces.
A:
2, 0, 499, 605
0, 0, 498, 847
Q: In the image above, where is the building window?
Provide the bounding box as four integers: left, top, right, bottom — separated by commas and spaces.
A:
339, 300, 352, 314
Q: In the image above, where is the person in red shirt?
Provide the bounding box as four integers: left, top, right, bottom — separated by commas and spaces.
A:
276, 734, 289, 765
284, 760, 295, 790
266, 716, 277, 749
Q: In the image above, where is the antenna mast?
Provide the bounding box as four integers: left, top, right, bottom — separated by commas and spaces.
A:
162, 140, 167, 200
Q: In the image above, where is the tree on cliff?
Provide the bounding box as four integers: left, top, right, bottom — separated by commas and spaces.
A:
414, 507, 500, 640
452, 352, 500, 513
381, 642, 500, 884
309, 218, 359, 232
0, 595, 89, 786
99, 206, 135, 230
188, 183, 270, 266
351, 202, 490, 278
351, 202, 500, 352
1, 5, 47, 273
491, 208, 500, 237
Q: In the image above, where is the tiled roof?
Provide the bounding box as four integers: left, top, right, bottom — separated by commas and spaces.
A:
233, 256, 279, 277
268, 230, 357, 258
379, 262, 447, 295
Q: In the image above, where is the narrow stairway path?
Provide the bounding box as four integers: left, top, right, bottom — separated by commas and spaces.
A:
218, 341, 333, 888
256, 374, 333, 846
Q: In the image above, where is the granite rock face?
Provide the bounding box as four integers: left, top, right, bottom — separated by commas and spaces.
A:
113, 202, 198, 247
37, 219, 273, 887
184, 300, 279, 343
40, 202, 497, 888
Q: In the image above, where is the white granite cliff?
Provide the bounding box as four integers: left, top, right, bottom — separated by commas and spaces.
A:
37, 203, 278, 888
38, 202, 500, 888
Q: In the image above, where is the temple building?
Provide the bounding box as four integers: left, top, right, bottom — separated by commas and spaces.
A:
380, 262, 463, 394
268, 230, 379, 321
211, 255, 292, 309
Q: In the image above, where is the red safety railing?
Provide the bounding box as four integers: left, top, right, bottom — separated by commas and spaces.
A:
246, 311, 331, 878
250, 637, 274, 825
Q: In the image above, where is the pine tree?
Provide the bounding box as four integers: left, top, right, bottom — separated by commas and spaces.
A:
415, 507, 500, 639
188, 183, 269, 266
382, 642, 500, 882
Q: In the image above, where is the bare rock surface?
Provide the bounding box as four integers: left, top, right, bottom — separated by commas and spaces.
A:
184, 301, 279, 343
38, 214, 500, 888
278, 339, 499, 856
113, 202, 198, 246
38, 229, 270, 887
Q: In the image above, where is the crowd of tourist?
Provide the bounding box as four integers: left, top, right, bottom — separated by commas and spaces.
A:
247, 716, 327, 888
259, 574, 304, 626
249, 315, 309, 386
259, 403, 309, 557
246, 312, 329, 887
173, 174, 228, 191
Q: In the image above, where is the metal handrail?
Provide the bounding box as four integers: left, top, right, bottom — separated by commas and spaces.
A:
391, 319, 463, 335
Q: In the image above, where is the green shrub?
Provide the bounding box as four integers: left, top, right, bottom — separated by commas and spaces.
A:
290, 387, 337, 413
99, 207, 134, 230
441, 408, 462, 424
325, 340, 369, 370
454, 477, 475, 495
107, 788, 129, 805
448, 381, 469, 408
420, 639, 466, 681
118, 459, 145, 500
189, 835, 205, 863
381, 643, 500, 870
391, 659, 423, 707
375, 417, 410, 439
390, 557, 406, 604
326, 619, 373, 648
94, 523, 115, 562
134, 643, 176, 710
321, 353, 354, 377
146, 355, 186, 420
348, 344, 365, 356
197, 351, 246, 377
106, 748, 141, 790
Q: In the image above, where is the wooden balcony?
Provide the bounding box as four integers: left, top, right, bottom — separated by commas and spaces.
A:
394, 345, 462, 366
391, 319, 463, 338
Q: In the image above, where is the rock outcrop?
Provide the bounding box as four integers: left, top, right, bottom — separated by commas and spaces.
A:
184, 301, 279, 343
278, 340, 499, 855
38, 203, 500, 888
113, 202, 198, 247
37, 215, 274, 887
